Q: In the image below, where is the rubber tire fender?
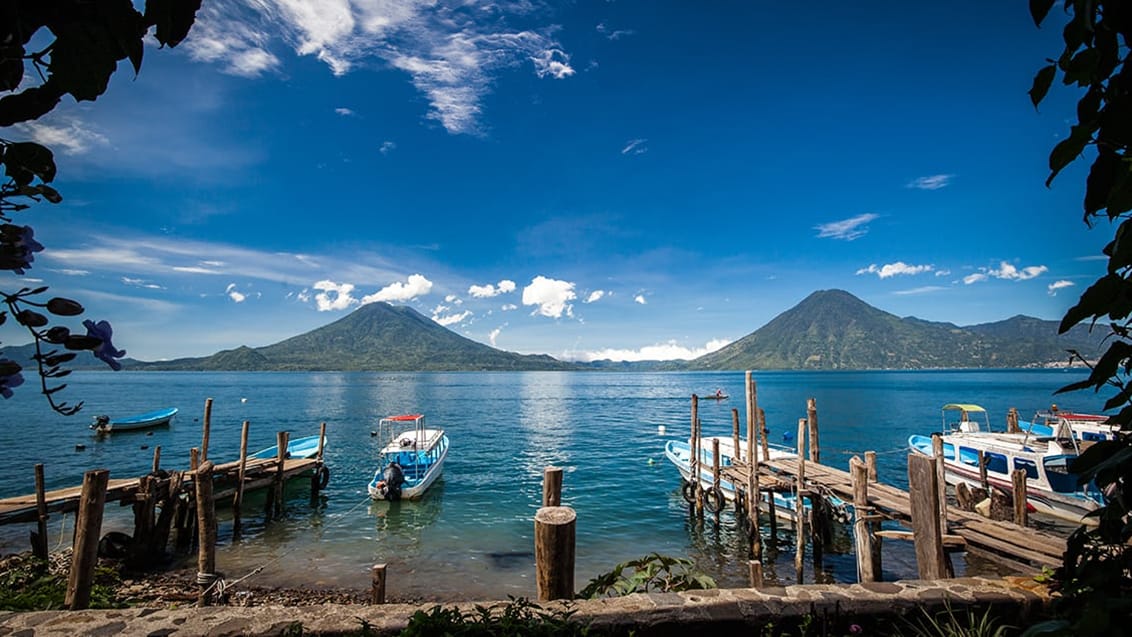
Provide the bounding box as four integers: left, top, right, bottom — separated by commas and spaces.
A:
704, 486, 725, 513
316, 465, 330, 490
680, 480, 696, 504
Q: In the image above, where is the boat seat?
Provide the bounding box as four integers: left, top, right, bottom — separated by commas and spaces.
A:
958, 421, 980, 433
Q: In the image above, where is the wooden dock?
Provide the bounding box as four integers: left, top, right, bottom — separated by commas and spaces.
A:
0, 456, 321, 526
723, 456, 1067, 570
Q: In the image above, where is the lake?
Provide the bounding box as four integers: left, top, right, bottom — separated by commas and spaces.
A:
0, 369, 1098, 599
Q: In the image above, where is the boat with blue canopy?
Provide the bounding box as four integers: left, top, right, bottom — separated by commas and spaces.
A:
90, 407, 178, 433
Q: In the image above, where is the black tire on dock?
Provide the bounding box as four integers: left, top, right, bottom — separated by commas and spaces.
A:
704, 486, 725, 513
681, 480, 696, 504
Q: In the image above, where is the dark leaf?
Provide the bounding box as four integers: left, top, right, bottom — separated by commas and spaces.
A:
1030, 64, 1057, 108
63, 334, 102, 350
1085, 150, 1117, 218
96, 0, 146, 74
43, 353, 76, 366
43, 384, 67, 395
1076, 85, 1101, 125
47, 22, 119, 102
0, 55, 23, 92
1107, 159, 1132, 218
2, 142, 57, 186
37, 185, 62, 204
0, 359, 21, 375
0, 84, 64, 127
144, 0, 202, 48
26, 286, 48, 296
15, 309, 47, 328
43, 326, 70, 344
1030, 0, 1056, 26
46, 297, 84, 316
1062, 47, 1099, 87
1103, 219, 1132, 273
1070, 442, 1132, 484
1047, 124, 1094, 186
1059, 273, 1123, 332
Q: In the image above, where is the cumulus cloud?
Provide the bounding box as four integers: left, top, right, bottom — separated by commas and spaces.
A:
963, 261, 1048, 285
585, 290, 605, 303
313, 280, 357, 311
856, 262, 934, 278
634, 294, 647, 304
362, 273, 433, 303
569, 338, 731, 362
621, 138, 648, 155
501, 303, 518, 311
1048, 280, 1075, 295
815, 213, 878, 241
335, 107, 355, 116
469, 279, 517, 298
379, 141, 396, 155
522, 275, 576, 318
489, 326, 503, 347
433, 309, 472, 326
531, 48, 575, 79
182, 5, 282, 77
906, 174, 955, 190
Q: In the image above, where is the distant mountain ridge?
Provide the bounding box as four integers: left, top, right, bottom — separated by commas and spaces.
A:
1, 290, 1104, 372
688, 289, 1103, 370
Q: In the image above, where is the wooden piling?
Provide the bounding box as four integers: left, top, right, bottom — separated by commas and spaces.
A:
371, 563, 387, 604
806, 398, 820, 463
311, 422, 327, 505
1012, 468, 1028, 527
977, 449, 989, 491
543, 466, 563, 507
1007, 407, 1020, 434
711, 438, 722, 521
267, 431, 289, 519
809, 490, 825, 569
758, 408, 769, 462
534, 506, 576, 601
190, 447, 200, 472
744, 372, 762, 561
907, 453, 948, 579
200, 398, 213, 462
794, 418, 806, 581
152, 471, 183, 556
864, 451, 877, 483
690, 395, 702, 517
65, 469, 109, 610
128, 475, 156, 568
931, 434, 948, 535
748, 559, 763, 588
233, 421, 250, 539
850, 458, 878, 582
731, 408, 742, 514
151, 446, 161, 474
194, 460, 217, 606
32, 464, 48, 560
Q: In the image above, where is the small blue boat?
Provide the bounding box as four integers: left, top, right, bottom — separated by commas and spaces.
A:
91, 407, 178, 433
248, 434, 327, 460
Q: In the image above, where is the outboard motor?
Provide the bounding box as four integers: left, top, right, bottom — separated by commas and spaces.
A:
91, 415, 110, 433
382, 462, 405, 501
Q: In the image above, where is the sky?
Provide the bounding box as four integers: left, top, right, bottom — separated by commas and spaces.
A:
0, 1, 1112, 362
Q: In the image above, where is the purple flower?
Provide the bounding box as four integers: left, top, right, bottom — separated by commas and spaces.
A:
83, 319, 126, 371
1, 224, 44, 274
0, 370, 24, 398
849, 624, 863, 634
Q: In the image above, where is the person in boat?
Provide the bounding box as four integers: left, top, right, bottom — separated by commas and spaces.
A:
715, 389, 723, 398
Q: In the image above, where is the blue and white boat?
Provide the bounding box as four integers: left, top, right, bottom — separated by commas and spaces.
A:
90, 407, 177, 433
368, 414, 449, 501
908, 403, 1105, 525
1021, 406, 1119, 442
664, 435, 852, 524
248, 433, 327, 460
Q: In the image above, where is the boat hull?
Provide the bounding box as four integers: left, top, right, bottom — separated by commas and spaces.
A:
92, 407, 178, 432
369, 431, 449, 501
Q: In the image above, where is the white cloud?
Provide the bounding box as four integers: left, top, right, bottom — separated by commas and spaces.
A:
856, 262, 934, 278
815, 213, 878, 241
335, 107, 355, 116
379, 141, 396, 154
469, 279, 517, 298
531, 48, 576, 79
634, 294, 647, 304
522, 275, 576, 318
445, 294, 462, 304
488, 326, 502, 347
433, 309, 471, 326
621, 138, 648, 155
595, 23, 635, 40
989, 261, 1048, 281
312, 280, 357, 311
906, 174, 955, 190
362, 273, 433, 303
14, 117, 109, 155
183, 5, 282, 77
935, 269, 951, 277
569, 338, 731, 362
501, 303, 518, 311
585, 290, 605, 303
225, 283, 246, 303
893, 286, 947, 296
122, 277, 164, 290
1048, 280, 1075, 295
54, 268, 90, 276
963, 273, 988, 285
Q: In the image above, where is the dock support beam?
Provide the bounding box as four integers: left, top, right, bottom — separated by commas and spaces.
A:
535, 506, 576, 601
65, 469, 109, 610
908, 453, 948, 579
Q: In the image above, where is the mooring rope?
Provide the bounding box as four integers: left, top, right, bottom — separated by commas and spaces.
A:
836, 445, 908, 457
199, 493, 375, 600
54, 512, 69, 551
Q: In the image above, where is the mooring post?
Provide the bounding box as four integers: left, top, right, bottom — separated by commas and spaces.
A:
908, 453, 948, 579
200, 398, 213, 462
371, 563, 387, 604
806, 398, 820, 463
711, 438, 722, 522
190, 447, 199, 472
32, 463, 48, 560
758, 408, 769, 462
730, 407, 741, 514
748, 559, 763, 588
1007, 407, 1020, 434
690, 395, 702, 517
194, 460, 217, 606
850, 457, 878, 582
129, 475, 156, 568
865, 450, 877, 483
977, 449, 989, 491
794, 418, 806, 582
151, 446, 161, 474
534, 506, 576, 601
65, 469, 109, 610
1012, 468, 1029, 527
233, 421, 250, 539
766, 488, 778, 542
152, 471, 183, 556
809, 489, 825, 570
931, 434, 949, 535
311, 421, 328, 505
543, 466, 563, 507
745, 371, 762, 560
268, 431, 288, 518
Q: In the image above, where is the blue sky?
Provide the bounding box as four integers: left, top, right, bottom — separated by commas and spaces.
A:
0, 1, 1109, 362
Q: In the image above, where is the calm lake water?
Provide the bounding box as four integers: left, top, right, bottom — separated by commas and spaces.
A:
0, 369, 1098, 599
